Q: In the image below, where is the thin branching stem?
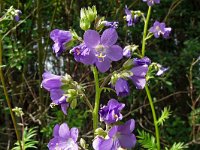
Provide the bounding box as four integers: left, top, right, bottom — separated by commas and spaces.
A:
141, 6, 161, 150
0, 38, 23, 150
142, 6, 151, 57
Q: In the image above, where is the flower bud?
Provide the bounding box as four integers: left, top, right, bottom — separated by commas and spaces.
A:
80, 138, 89, 150
87, 6, 97, 22
80, 18, 91, 31
94, 128, 107, 137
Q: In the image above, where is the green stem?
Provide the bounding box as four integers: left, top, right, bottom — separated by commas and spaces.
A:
92, 66, 101, 132
142, 6, 151, 57
141, 6, 160, 150
0, 39, 23, 150
37, 0, 44, 112
145, 86, 160, 150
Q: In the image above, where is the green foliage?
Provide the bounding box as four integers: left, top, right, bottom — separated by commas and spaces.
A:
157, 107, 171, 126
12, 127, 38, 150
137, 130, 157, 150
189, 107, 200, 125
165, 142, 188, 150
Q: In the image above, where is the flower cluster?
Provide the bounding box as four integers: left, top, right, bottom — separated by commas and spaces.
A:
125, 6, 141, 27
113, 57, 151, 97
93, 99, 136, 150
43, 1, 172, 149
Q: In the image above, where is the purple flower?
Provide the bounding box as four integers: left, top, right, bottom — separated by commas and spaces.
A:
125, 6, 133, 26
48, 123, 79, 150
71, 43, 95, 65
156, 66, 169, 76
102, 21, 119, 29
99, 99, 125, 124
50, 29, 72, 57
115, 78, 130, 97
130, 57, 151, 89
133, 56, 151, 66
14, 10, 22, 22
42, 71, 62, 91
143, 0, 160, 6
93, 119, 136, 150
42, 71, 69, 115
163, 27, 172, 39
82, 28, 123, 72
149, 21, 172, 38
123, 47, 131, 58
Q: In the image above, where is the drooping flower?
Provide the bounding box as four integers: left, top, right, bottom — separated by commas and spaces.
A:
82, 28, 123, 72
115, 78, 130, 97
48, 123, 79, 150
125, 6, 133, 26
143, 0, 160, 6
42, 71, 69, 115
102, 21, 119, 29
99, 99, 125, 124
42, 71, 62, 91
14, 10, 22, 21
93, 119, 136, 150
130, 57, 151, 89
50, 29, 72, 56
149, 21, 172, 38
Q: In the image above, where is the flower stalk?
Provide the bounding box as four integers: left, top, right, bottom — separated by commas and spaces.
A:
0, 38, 23, 150
92, 66, 101, 132
141, 6, 161, 150
142, 6, 152, 57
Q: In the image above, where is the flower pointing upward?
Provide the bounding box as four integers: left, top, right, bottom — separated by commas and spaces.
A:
83, 28, 123, 72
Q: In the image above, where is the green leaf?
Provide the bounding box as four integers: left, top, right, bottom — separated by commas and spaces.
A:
157, 107, 171, 126
137, 130, 157, 150
165, 142, 188, 150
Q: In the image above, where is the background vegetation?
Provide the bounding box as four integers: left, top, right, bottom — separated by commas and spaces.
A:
0, 0, 200, 149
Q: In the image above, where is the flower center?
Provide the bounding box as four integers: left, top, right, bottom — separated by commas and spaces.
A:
95, 44, 106, 62
155, 25, 160, 31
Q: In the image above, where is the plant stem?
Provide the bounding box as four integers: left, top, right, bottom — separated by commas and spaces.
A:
92, 66, 101, 132
0, 39, 23, 150
37, 0, 44, 112
145, 86, 160, 150
142, 6, 151, 57
141, 6, 160, 150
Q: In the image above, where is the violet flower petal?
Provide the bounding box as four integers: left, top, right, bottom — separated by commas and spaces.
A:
53, 124, 60, 137
70, 127, 79, 142
107, 45, 123, 61
95, 58, 111, 73
61, 103, 69, 115
48, 137, 67, 150
115, 78, 130, 97
118, 134, 136, 148
93, 137, 113, 150
117, 119, 135, 134
131, 76, 146, 89
84, 30, 100, 48
101, 28, 118, 47
131, 65, 148, 77
58, 123, 70, 139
